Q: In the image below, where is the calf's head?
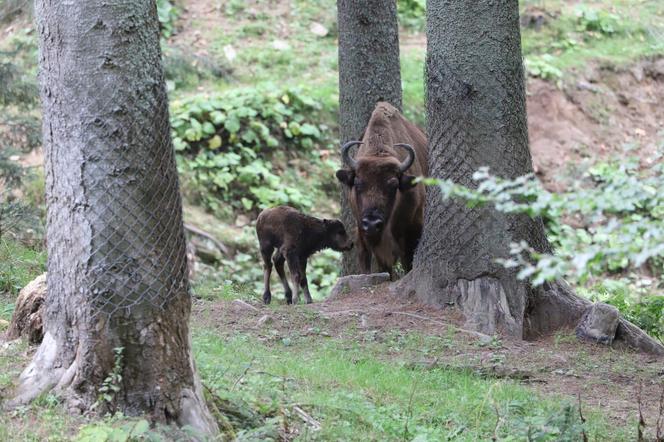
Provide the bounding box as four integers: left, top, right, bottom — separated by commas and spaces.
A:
323, 219, 353, 251
336, 141, 417, 240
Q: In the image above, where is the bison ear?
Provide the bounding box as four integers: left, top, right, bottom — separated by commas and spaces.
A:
399, 174, 417, 192
336, 169, 355, 187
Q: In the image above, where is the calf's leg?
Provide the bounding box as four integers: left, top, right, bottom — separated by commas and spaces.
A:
285, 250, 302, 305
273, 250, 293, 304
260, 245, 274, 304
298, 260, 313, 304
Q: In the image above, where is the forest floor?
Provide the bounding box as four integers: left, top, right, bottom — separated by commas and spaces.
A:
2, 284, 663, 440
1, 0, 664, 440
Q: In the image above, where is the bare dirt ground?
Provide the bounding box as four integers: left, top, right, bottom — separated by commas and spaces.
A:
528, 60, 664, 190
193, 287, 664, 432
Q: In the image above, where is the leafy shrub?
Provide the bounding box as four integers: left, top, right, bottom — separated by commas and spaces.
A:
171, 87, 329, 217
428, 156, 663, 285
525, 54, 563, 81
398, 0, 425, 31
575, 6, 623, 37
0, 238, 45, 295
425, 152, 664, 339
501, 401, 586, 441
157, 0, 178, 38
0, 32, 38, 108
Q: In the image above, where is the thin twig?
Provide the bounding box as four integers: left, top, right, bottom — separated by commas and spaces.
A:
322, 309, 493, 341
657, 383, 664, 442
403, 376, 419, 441
231, 357, 255, 391
638, 383, 646, 442
491, 399, 503, 441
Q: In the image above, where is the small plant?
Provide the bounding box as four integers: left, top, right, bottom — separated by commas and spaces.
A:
75, 415, 157, 442
397, 0, 426, 31
575, 6, 623, 37
525, 54, 563, 81
94, 347, 125, 414
156, 0, 179, 38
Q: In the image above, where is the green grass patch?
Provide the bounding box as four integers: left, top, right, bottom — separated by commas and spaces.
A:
194, 330, 628, 440
0, 237, 45, 296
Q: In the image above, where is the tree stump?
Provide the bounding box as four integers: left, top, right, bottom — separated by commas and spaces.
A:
5, 273, 46, 344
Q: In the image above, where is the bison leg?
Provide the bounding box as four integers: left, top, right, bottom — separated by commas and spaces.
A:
401, 229, 420, 273
260, 246, 274, 304
298, 261, 313, 304
284, 250, 303, 305
273, 251, 293, 304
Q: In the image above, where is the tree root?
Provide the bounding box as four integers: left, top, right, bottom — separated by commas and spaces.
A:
397, 272, 664, 355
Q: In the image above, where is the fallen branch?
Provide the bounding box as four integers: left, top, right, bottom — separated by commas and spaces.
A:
184, 223, 230, 257
293, 406, 322, 431
321, 308, 493, 341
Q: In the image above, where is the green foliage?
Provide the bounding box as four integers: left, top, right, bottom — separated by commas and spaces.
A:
93, 347, 125, 413
193, 332, 621, 440
525, 54, 563, 81
0, 238, 45, 295
425, 152, 664, 340
156, 0, 178, 38
575, 6, 623, 37
76, 418, 151, 442
172, 87, 328, 217
0, 30, 38, 108
397, 0, 426, 31
427, 155, 664, 285
501, 401, 586, 441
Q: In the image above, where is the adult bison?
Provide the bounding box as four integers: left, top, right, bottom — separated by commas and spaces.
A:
336, 102, 428, 276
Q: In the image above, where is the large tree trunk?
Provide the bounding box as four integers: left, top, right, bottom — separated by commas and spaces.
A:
8, 0, 218, 434
337, 0, 402, 275
398, 0, 663, 355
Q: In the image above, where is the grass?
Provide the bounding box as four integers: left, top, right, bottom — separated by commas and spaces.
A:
520, 0, 664, 73
194, 330, 629, 441
0, 237, 45, 296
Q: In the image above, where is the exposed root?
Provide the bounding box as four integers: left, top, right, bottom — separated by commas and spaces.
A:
6, 332, 68, 407
398, 272, 664, 355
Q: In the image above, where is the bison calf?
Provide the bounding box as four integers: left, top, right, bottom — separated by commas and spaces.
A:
256, 206, 352, 305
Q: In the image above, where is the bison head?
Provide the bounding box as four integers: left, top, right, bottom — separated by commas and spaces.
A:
335, 141, 417, 240
323, 218, 354, 251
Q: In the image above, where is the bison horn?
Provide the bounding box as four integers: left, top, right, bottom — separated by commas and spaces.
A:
394, 143, 416, 172
341, 141, 362, 171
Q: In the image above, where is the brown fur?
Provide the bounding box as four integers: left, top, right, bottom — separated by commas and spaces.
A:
256, 206, 353, 304
336, 102, 428, 275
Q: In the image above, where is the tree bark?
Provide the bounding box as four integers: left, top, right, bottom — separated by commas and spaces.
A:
337, 0, 402, 275
8, 0, 218, 434
397, 0, 663, 355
